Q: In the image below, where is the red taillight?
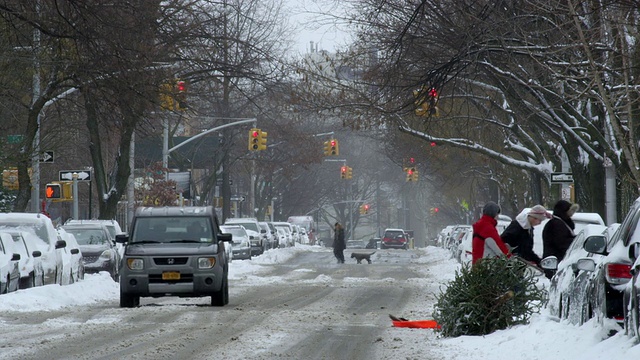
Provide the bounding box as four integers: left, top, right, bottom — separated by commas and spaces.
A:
605, 263, 632, 284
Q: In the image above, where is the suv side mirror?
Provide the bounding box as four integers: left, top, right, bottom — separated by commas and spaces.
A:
55, 240, 67, 249
218, 233, 232, 242
115, 234, 129, 244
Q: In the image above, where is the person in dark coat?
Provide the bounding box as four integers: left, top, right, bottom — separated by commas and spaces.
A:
542, 200, 580, 278
501, 205, 551, 267
332, 222, 346, 264
472, 202, 511, 266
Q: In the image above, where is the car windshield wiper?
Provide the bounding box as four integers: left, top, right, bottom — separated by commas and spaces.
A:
129, 240, 161, 244
169, 239, 202, 243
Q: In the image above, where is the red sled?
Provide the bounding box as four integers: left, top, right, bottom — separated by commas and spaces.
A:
389, 315, 441, 329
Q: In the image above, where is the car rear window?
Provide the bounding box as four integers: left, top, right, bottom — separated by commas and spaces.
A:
384, 230, 404, 238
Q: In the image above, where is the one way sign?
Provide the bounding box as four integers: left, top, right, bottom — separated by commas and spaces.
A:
59, 170, 91, 182
39, 151, 54, 163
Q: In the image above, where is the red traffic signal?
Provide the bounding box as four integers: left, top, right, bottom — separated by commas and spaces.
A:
434, 207, 439, 213
428, 88, 437, 98
45, 184, 61, 199
176, 80, 186, 92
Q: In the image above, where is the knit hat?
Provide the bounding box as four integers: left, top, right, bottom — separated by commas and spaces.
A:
482, 201, 501, 218
528, 205, 551, 220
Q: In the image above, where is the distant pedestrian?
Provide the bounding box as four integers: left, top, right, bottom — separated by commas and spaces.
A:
472, 202, 511, 266
333, 222, 346, 264
501, 205, 551, 267
542, 200, 580, 278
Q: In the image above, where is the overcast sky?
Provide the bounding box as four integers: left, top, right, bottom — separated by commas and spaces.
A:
285, 0, 352, 54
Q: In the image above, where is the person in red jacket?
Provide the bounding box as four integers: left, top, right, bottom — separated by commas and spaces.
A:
472, 201, 511, 265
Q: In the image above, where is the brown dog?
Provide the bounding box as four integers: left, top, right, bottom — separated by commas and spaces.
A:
350, 251, 375, 264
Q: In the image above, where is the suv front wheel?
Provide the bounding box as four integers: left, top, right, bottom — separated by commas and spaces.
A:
120, 292, 140, 308
211, 275, 229, 306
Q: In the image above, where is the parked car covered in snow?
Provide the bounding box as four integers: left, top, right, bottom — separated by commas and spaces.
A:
0, 230, 44, 289
0, 232, 21, 294
0, 213, 76, 285
542, 224, 608, 325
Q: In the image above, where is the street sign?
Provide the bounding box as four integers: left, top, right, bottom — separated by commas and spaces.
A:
230, 195, 246, 202
40, 151, 54, 163
216, 179, 233, 186
551, 172, 573, 183
59, 170, 91, 182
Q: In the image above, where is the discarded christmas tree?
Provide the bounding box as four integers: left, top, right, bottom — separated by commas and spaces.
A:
433, 256, 547, 337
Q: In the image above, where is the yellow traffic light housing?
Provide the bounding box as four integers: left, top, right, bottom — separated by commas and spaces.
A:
323, 141, 331, 156
175, 80, 187, 110
258, 131, 268, 150
340, 166, 347, 179
346, 166, 353, 179
412, 170, 419, 182
406, 167, 416, 182
249, 128, 260, 151
360, 204, 370, 215
413, 87, 439, 117
329, 139, 339, 156
45, 183, 61, 199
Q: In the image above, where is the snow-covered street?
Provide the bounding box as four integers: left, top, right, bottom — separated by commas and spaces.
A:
0, 245, 639, 359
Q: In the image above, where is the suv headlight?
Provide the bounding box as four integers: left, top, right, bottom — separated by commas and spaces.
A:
99, 249, 113, 260
198, 257, 216, 269
127, 258, 144, 270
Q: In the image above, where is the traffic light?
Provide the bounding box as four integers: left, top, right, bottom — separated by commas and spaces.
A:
175, 80, 187, 110
340, 166, 347, 179
45, 183, 61, 199
413, 87, 439, 117
360, 204, 370, 215
248, 128, 260, 151
159, 82, 175, 111
346, 166, 353, 179
406, 167, 416, 182
323, 141, 331, 156
258, 130, 267, 150
329, 139, 339, 156
412, 170, 419, 182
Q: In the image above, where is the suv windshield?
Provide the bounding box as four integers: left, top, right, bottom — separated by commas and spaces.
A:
132, 217, 213, 243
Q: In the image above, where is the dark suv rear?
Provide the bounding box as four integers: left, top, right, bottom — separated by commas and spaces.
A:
116, 206, 231, 308
381, 228, 408, 250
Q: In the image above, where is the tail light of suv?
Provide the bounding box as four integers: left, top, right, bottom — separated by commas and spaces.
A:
605, 263, 632, 284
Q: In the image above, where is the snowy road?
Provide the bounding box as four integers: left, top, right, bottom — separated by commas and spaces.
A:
0, 246, 454, 360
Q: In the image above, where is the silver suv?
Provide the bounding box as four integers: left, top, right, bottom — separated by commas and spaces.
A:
116, 206, 231, 308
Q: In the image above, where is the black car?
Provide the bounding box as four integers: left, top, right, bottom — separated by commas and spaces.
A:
116, 206, 232, 308
62, 223, 121, 281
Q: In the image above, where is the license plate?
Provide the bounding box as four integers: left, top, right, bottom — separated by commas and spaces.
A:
162, 271, 180, 280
